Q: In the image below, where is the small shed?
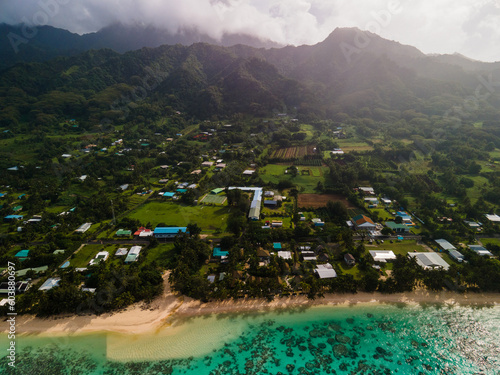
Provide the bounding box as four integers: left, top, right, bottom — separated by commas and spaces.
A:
344, 253, 355, 266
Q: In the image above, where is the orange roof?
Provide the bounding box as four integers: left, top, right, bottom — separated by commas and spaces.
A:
353, 215, 375, 226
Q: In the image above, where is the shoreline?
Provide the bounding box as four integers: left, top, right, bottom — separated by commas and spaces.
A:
7, 286, 500, 336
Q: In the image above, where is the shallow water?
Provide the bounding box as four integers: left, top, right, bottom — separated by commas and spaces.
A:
1, 303, 499, 374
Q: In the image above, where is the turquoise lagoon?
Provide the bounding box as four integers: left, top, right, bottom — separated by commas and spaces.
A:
1, 303, 499, 374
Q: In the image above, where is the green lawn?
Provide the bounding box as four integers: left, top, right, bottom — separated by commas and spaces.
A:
336, 262, 362, 279
142, 243, 175, 266
260, 164, 328, 194
127, 201, 232, 233
480, 238, 500, 248
70, 244, 104, 268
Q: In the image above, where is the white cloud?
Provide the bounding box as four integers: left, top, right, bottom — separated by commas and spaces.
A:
0, 0, 499, 61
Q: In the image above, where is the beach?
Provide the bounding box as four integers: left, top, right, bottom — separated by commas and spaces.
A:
7, 272, 500, 336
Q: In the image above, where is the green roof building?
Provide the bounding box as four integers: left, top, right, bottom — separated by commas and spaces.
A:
116, 229, 132, 236
385, 221, 409, 233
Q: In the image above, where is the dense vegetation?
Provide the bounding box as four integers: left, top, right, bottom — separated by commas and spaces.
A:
1, 29, 500, 315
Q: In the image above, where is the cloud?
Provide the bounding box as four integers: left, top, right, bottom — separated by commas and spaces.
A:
0, 0, 499, 61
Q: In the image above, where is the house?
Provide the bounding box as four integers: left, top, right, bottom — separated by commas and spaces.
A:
243, 170, 255, 175
312, 218, 325, 227
78, 175, 88, 181
385, 222, 409, 233
352, 215, 376, 230
464, 220, 482, 229
4, 215, 23, 222
271, 220, 283, 227
115, 248, 128, 256
435, 239, 456, 251
485, 214, 500, 222
15, 250, 30, 259
277, 251, 292, 260
264, 200, 278, 207
211, 188, 224, 194
449, 250, 465, 263
315, 264, 337, 279
408, 252, 450, 270
154, 227, 188, 239
468, 245, 494, 257
215, 163, 226, 170
116, 229, 132, 236
358, 187, 375, 195
125, 246, 142, 263
159, 179, 169, 183
381, 198, 392, 205
75, 223, 92, 233
264, 191, 275, 197
301, 251, 317, 261
396, 211, 413, 225
39, 277, 61, 291
202, 161, 214, 167
0, 281, 30, 294
273, 242, 282, 250
369, 250, 396, 263
213, 247, 229, 259
207, 275, 216, 283
89, 251, 109, 265
119, 184, 129, 191
364, 197, 379, 204
344, 253, 355, 266
191, 169, 202, 175
163, 192, 176, 198
318, 253, 329, 262
134, 227, 153, 237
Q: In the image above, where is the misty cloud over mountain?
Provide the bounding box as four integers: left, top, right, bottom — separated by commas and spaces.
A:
1, 0, 499, 62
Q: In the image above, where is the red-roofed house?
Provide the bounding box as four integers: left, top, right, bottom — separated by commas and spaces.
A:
134, 227, 153, 237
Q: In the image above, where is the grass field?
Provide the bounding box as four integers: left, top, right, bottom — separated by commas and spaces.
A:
127, 201, 232, 233
480, 238, 500, 248
200, 194, 227, 205
142, 243, 175, 266
70, 244, 104, 268
260, 164, 329, 194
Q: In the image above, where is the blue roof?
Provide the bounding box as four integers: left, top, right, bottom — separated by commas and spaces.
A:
0, 193, 6, 197
163, 192, 175, 197
4, 215, 23, 220
154, 227, 188, 235
273, 242, 282, 249
213, 247, 229, 257
176, 189, 187, 193
15, 249, 30, 258
60, 261, 70, 268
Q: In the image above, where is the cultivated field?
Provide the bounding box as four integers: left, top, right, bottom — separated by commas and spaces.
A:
297, 193, 355, 209
270, 145, 316, 159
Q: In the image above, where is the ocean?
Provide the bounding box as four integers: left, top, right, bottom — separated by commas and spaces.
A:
1, 302, 499, 374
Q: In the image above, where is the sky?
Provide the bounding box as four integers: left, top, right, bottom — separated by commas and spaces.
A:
1, 0, 499, 62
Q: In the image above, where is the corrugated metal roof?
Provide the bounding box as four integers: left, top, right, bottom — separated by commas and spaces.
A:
435, 239, 456, 250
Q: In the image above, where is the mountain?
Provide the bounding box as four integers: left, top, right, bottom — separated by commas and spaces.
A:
1, 27, 499, 128
0, 23, 282, 71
